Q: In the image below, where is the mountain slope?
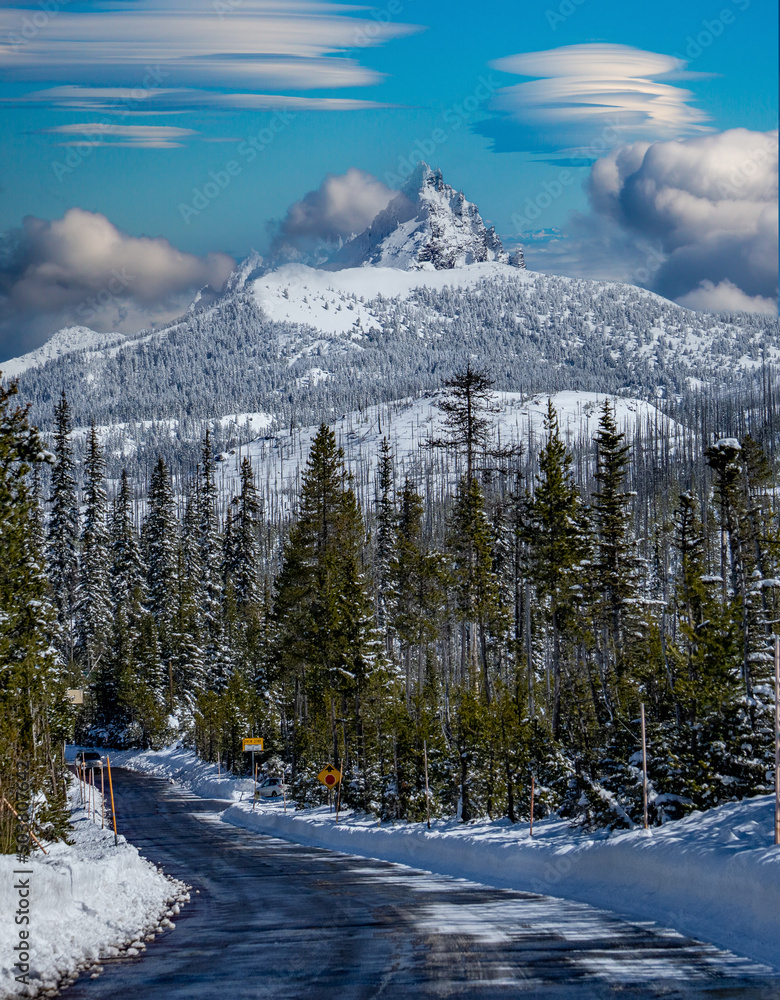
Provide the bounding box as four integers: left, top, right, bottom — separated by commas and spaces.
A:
8, 261, 777, 478
2, 164, 777, 476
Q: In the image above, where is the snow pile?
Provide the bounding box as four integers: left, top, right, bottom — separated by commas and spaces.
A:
0, 782, 187, 999
225, 798, 780, 970
116, 746, 780, 971
110, 745, 255, 802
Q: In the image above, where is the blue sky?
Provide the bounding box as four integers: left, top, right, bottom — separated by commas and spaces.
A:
0, 0, 777, 354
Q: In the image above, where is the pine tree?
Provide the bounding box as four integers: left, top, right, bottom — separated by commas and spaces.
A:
591, 399, 641, 718
46, 391, 79, 665
390, 478, 444, 701
523, 400, 588, 736
427, 363, 498, 480
75, 426, 111, 682
142, 457, 179, 693
0, 380, 69, 851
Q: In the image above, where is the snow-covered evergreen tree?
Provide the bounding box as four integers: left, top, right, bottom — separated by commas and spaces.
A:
75, 425, 111, 681
46, 391, 79, 665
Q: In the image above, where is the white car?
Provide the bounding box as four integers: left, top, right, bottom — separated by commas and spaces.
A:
255, 777, 288, 799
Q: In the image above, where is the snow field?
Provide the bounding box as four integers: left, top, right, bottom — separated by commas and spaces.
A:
0, 778, 189, 999
116, 746, 780, 973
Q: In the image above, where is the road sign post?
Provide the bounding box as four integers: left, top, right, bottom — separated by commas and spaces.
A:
318, 764, 341, 812
243, 738, 264, 794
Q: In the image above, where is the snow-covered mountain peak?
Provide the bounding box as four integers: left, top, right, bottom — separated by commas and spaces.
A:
0, 326, 127, 380
225, 249, 265, 293
328, 162, 525, 273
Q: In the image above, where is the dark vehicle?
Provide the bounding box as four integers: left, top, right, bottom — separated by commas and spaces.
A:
76, 750, 103, 769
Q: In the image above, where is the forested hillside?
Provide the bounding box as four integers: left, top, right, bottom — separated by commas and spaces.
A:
7, 265, 779, 479
19, 363, 780, 833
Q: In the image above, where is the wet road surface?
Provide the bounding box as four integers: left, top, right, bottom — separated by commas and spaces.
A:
62, 769, 780, 999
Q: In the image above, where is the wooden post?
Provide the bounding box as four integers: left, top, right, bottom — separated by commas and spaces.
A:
641, 702, 649, 831
529, 773, 535, 838
423, 740, 431, 830
775, 637, 780, 846
106, 755, 118, 846
100, 764, 105, 829
1, 797, 47, 855
89, 768, 93, 823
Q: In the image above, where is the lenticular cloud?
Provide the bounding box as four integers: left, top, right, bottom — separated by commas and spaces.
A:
479, 43, 710, 159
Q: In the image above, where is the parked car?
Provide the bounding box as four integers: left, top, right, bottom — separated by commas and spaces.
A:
255, 777, 288, 799
76, 750, 103, 769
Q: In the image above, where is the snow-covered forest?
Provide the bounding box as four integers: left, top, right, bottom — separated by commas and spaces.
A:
8, 264, 779, 480
4, 358, 780, 851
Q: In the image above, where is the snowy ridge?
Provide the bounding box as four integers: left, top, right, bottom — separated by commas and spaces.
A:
329, 162, 523, 271
250, 260, 528, 334
212, 391, 680, 514
1, 327, 126, 380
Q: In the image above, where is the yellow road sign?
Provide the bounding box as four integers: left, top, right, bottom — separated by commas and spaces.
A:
242, 738, 264, 751
318, 764, 341, 788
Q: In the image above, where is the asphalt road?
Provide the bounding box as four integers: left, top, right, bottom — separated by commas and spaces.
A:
62, 769, 780, 1000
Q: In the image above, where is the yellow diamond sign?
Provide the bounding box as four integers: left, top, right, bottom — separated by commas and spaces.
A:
317, 764, 341, 788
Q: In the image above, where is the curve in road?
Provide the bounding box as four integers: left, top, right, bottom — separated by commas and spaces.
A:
62, 769, 780, 1000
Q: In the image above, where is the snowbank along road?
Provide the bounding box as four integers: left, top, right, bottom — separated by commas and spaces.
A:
57, 769, 780, 1000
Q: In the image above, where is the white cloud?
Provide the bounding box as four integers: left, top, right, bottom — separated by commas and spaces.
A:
677, 280, 778, 315
0, 0, 420, 96
0, 208, 235, 355
5, 86, 395, 114
45, 123, 198, 148
482, 44, 710, 158
279, 168, 395, 243
522, 129, 778, 315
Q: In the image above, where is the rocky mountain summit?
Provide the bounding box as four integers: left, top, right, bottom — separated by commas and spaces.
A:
328, 162, 524, 271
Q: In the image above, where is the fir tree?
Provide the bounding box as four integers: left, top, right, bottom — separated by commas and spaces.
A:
448, 475, 500, 704
523, 400, 588, 736
232, 457, 262, 614
274, 425, 378, 769
75, 426, 111, 682
374, 437, 396, 648
142, 458, 178, 668
0, 379, 68, 851
591, 399, 641, 718
46, 391, 79, 665
390, 477, 444, 701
